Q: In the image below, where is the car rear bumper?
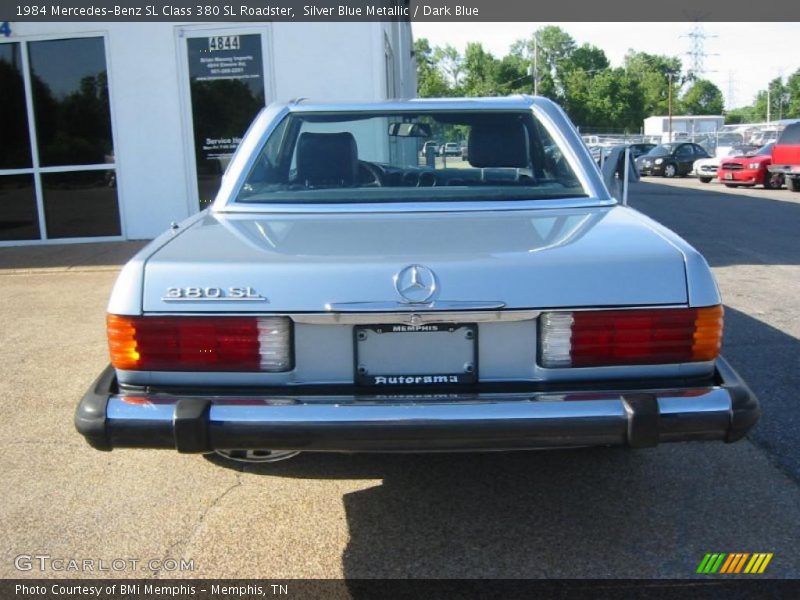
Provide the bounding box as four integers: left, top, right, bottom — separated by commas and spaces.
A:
75, 357, 759, 453
768, 164, 800, 175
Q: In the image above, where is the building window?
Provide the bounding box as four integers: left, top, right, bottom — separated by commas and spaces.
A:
0, 36, 120, 243
0, 175, 38, 241
0, 44, 32, 170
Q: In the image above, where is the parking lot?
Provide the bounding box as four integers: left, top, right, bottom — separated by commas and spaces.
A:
1, 177, 799, 579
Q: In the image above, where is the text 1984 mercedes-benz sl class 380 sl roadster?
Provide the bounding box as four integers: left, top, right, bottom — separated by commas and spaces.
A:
76, 96, 759, 463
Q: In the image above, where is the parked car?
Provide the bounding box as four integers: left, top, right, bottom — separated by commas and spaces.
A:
76, 96, 758, 463
694, 145, 761, 183
628, 143, 657, 160
718, 143, 783, 189
439, 142, 460, 156
768, 122, 800, 192
594, 143, 655, 168
421, 141, 439, 157
636, 142, 711, 177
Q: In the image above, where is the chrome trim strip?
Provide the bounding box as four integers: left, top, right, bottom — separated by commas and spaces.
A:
324, 300, 506, 312
107, 400, 175, 421
294, 310, 536, 325
216, 197, 615, 214
138, 305, 689, 325
658, 390, 732, 415
207, 398, 628, 423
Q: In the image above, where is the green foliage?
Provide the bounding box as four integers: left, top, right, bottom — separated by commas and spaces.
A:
726, 70, 800, 124
681, 79, 724, 115
413, 27, 732, 132
623, 51, 683, 118
414, 38, 451, 97
786, 69, 800, 118
462, 42, 499, 96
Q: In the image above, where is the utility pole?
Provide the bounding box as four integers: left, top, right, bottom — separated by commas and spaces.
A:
767, 86, 771, 124
780, 93, 790, 121
532, 34, 538, 96
668, 72, 674, 143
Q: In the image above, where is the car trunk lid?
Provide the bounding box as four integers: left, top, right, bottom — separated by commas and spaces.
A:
142, 206, 689, 313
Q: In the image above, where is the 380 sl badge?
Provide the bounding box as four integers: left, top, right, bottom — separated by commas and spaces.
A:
162, 286, 267, 302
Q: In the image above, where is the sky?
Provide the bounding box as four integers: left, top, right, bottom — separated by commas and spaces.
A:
411, 22, 800, 111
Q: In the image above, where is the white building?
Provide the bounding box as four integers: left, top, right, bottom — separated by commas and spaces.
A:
0, 22, 415, 245
643, 115, 725, 142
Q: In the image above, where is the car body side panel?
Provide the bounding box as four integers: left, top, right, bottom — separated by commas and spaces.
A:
624, 209, 720, 308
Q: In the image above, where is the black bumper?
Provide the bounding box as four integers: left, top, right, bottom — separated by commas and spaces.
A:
75, 357, 759, 453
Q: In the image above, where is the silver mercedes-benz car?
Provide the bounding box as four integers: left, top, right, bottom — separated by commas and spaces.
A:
76, 96, 759, 463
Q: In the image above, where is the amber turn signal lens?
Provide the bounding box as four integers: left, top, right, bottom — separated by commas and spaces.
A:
107, 314, 140, 370
692, 304, 724, 362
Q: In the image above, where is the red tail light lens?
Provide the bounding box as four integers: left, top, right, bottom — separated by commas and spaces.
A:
107, 315, 292, 372
539, 306, 723, 368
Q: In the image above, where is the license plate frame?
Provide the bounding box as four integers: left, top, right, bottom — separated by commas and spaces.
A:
354, 323, 478, 386
724, 173, 734, 180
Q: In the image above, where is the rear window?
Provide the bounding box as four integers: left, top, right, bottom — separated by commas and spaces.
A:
235, 110, 587, 204
777, 123, 800, 145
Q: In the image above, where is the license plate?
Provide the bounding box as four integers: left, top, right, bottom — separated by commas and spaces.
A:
354, 323, 477, 386
724, 173, 734, 180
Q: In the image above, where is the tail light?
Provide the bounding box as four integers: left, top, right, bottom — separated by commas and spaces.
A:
539, 306, 723, 368
107, 315, 293, 372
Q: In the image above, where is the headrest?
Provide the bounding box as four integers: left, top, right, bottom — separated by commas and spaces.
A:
295, 132, 358, 186
468, 122, 529, 168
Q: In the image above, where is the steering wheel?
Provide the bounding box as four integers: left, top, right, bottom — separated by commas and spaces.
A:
359, 161, 384, 187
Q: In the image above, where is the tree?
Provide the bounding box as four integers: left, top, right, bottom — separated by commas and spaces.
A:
432, 44, 464, 90
724, 107, 757, 124
511, 26, 577, 101
785, 69, 800, 119
414, 38, 451, 97
724, 71, 799, 125
681, 79, 724, 115
569, 44, 609, 74
493, 54, 529, 95
462, 42, 499, 96
623, 51, 683, 117
585, 69, 645, 132
415, 30, 690, 132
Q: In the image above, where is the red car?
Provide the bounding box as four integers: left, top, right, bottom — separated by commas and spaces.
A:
768, 122, 800, 192
718, 143, 783, 189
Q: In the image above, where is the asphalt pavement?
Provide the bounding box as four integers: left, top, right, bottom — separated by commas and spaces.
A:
1, 178, 798, 579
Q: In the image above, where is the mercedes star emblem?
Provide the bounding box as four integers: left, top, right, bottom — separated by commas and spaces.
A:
394, 264, 437, 304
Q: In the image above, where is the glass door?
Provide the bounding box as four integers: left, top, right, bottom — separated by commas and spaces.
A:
182, 28, 267, 209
